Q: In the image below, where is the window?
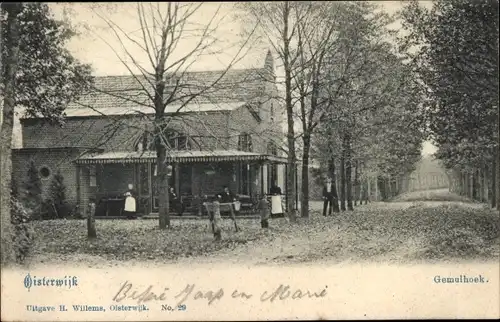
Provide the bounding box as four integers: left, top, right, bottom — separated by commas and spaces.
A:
135, 131, 191, 151
135, 132, 155, 152
89, 165, 97, 187
168, 134, 190, 150
238, 133, 252, 152
39, 166, 51, 179
267, 141, 278, 156
138, 164, 149, 195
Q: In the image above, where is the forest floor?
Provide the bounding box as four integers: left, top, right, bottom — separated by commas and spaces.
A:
26, 189, 499, 268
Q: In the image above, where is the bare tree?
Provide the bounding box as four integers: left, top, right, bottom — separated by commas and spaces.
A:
236, 2, 324, 220
89, 3, 256, 229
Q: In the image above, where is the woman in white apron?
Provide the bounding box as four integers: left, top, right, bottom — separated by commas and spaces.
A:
269, 183, 283, 217
123, 192, 136, 219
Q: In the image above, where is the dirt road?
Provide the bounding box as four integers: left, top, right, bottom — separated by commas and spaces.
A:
26, 189, 499, 268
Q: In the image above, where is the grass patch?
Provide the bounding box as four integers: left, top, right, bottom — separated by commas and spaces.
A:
30, 218, 287, 262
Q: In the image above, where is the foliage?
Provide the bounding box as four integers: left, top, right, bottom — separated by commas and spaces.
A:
311, 2, 425, 186
1, 3, 94, 123
23, 160, 42, 219
11, 178, 19, 199
399, 0, 499, 173
1, 2, 93, 265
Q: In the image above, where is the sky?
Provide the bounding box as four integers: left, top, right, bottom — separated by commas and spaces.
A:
14, 1, 437, 156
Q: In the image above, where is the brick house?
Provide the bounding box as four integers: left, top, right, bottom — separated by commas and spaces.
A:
12, 51, 292, 217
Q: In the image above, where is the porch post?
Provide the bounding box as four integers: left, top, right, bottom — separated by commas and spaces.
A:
175, 163, 180, 195
236, 162, 241, 194
285, 163, 288, 212
147, 162, 152, 214
260, 163, 264, 196
295, 163, 299, 210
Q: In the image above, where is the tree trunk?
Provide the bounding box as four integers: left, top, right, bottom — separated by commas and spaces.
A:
157, 147, 170, 230
300, 134, 311, 218
478, 169, 483, 202
483, 168, 488, 203
283, 2, 297, 221
492, 159, 497, 208
472, 170, 478, 200
353, 161, 359, 206
387, 176, 392, 199
377, 176, 387, 201
346, 162, 353, 210
340, 153, 346, 211
497, 63, 500, 208
366, 178, 371, 203
1, 2, 23, 266
461, 172, 466, 196
497, 145, 500, 210
342, 134, 353, 211
464, 173, 470, 198
87, 202, 97, 239
327, 156, 340, 213
469, 173, 473, 199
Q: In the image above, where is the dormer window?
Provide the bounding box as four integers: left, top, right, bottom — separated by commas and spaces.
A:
238, 133, 252, 152
168, 133, 191, 150
135, 132, 155, 152
267, 141, 278, 156
135, 130, 191, 152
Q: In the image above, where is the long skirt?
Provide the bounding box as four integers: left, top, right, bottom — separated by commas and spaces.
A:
271, 195, 283, 215
124, 210, 136, 219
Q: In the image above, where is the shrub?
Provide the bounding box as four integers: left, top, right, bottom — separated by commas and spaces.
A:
11, 178, 19, 199
11, 196, 34, 264
44, 170, 71, 219
23, 160, 43, 220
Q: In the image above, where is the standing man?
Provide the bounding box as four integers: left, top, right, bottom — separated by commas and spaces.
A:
322, 177, 335, 216
218, 186, 235, 203
218, 186, 236, 217
169, 186, 184, 216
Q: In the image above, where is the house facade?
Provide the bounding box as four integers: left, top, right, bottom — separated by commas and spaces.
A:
12, 51, 291, 216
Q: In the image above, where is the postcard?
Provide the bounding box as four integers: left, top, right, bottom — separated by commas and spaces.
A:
1, 1, 499, 321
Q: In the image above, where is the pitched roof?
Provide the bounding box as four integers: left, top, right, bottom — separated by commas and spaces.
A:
64, 68, 270, 117
63, 101, 247, 118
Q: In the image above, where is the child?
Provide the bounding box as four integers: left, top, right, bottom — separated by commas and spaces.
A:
258, 196, 270, 229
123, 192, 136, 219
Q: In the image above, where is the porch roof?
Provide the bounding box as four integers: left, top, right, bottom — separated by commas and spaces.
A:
74, 150, 288, 164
